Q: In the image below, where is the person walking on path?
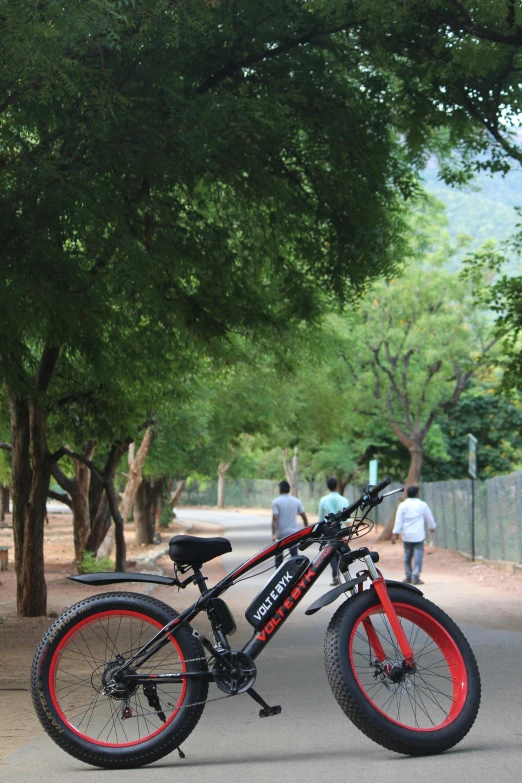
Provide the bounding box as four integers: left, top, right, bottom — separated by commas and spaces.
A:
318, 477, 348, 586
272, 480, 308, 568
391, 485, 436, 585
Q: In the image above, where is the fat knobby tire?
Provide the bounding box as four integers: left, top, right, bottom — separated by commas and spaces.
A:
324, 586, 481, 756
31, 592, 208, 768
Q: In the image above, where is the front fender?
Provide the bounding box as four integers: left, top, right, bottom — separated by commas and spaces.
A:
305, 576, 423, 616
376, 579, 423, 596
305, 575, 367, 615
68, 572, 177, 587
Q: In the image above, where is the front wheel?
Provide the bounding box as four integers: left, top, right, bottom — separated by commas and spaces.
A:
31, 592, 208, 768
324, 586, 481, 756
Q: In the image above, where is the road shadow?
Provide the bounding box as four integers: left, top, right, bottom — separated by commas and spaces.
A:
77, 741, 510, 772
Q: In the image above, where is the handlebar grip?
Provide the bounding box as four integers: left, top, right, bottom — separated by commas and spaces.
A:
368, 477, 391, 498
298, 540, 313, 552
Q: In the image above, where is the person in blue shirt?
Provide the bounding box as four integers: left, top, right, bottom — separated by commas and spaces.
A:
318, 477, 348, 586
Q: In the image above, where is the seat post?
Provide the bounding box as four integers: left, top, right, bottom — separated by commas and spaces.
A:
192, 566, 208, 594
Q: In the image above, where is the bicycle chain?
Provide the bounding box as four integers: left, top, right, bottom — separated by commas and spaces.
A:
129, 654, 234, 713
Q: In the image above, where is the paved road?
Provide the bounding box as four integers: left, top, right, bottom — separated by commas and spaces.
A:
3, 510, 522, 782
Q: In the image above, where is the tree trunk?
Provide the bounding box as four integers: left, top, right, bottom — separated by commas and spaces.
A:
170, 478, 186, 508
99, 428, 153, 566
83, 439, 131, 557
88, 469, 105, 530
106, 481, 126, 572
70, 443, 95, 567
283, 447, 299, 497
6, 347, 60, 616
0, 485, 9, 521
122, 428, 153, 522
338, 476, 349, 496
378, 442, 423, 542
84, 491, 112, 555
217, 462, 231, 509
134, 479, 158, 546
10, 396, 50, 616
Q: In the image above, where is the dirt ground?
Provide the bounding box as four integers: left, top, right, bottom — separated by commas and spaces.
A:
1, 508, 522, 759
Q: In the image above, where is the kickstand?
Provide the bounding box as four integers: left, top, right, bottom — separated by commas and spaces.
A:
246, 687, 282, 718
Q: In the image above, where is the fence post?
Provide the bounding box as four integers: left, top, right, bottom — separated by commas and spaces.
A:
452, 485, 459, 552
494, 479, 505, 560
470, 479, 475, 562
440, 484, 448, 550
517, 473, 522, 566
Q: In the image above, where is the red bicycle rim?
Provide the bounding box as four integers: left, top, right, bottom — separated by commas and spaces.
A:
349, 603, 468, 731
49, 610, 187, 747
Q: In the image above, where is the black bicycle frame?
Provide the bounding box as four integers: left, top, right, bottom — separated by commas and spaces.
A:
117, 523, 339, 681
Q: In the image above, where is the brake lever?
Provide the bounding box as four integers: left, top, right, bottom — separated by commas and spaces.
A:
381, 487, 404, 498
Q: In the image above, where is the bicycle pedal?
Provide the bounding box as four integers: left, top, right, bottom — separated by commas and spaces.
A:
259, 705, 282, 718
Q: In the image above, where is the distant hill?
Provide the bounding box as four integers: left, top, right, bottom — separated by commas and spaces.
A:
421, 160, 522, 271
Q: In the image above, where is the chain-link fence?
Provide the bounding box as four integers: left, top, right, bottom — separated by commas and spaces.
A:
422, 472, 522, 564
181, 471, 522, 565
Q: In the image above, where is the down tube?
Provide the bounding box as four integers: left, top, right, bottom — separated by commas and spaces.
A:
243, 544, 335, 660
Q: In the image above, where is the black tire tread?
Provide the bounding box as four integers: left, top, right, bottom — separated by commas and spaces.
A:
324, 587, 481, 756
31, 591, 208, 769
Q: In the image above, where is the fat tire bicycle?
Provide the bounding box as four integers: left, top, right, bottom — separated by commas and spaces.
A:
31, 478, 481, 768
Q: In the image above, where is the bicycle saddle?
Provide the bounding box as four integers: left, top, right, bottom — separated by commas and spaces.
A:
168, 535, 232, 565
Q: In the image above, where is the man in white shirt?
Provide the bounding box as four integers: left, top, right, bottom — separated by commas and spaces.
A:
391, 485, 436, 585
272, 480, 308, 568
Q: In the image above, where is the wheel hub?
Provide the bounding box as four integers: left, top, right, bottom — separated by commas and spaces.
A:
101, 661, 139, 700
373, 658, 415, 693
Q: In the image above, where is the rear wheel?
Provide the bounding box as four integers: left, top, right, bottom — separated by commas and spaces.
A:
31, 592, 208, 768
324, 587, 480, 755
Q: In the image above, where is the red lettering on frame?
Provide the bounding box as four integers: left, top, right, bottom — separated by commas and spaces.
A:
284, 597, 293, 610
272, 614, 281, 626
291, 587, 301, 601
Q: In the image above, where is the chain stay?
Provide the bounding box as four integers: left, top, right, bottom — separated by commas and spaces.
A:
124, 654, 234, 712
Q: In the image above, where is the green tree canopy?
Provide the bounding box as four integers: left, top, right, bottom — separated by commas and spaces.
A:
346, 0, 522, 179
1, 0, 424, 614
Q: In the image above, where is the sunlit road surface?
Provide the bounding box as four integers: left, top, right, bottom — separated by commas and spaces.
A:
2, 509, 521, 782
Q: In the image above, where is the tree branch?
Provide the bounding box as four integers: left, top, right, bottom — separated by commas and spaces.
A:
428, 5, 522, 46
52, 447, 104, 483
36, 346, 60, 392
197, 20, 359, 94
0, 442, 12, 452
51, 461, 76, 494
47, 490, 73, 509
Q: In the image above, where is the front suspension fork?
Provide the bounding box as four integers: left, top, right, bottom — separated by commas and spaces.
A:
362, 554, 414, 667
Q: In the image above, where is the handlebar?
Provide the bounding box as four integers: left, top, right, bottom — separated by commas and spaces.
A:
367, 477, 391, 498
298, 477, 395, 550
324, 476, 392, 525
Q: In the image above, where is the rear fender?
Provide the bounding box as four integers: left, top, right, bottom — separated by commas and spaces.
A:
68, 572, 177, 587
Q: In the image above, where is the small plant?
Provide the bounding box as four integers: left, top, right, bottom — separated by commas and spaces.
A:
78, 551, 114, 574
